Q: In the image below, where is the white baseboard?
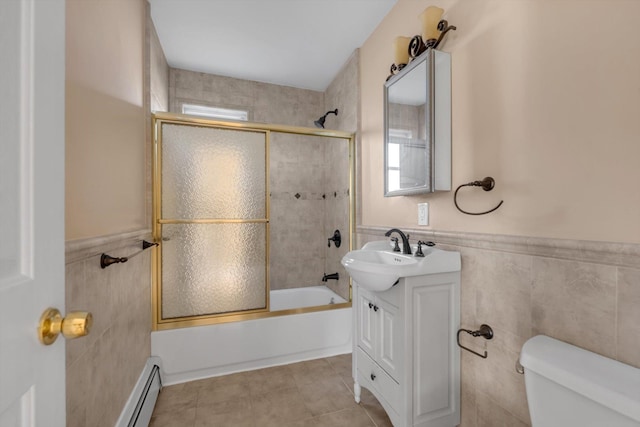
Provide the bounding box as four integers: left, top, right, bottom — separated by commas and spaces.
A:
115, 356, 163, 427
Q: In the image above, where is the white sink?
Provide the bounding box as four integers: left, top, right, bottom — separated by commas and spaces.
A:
341, 240, 461, 292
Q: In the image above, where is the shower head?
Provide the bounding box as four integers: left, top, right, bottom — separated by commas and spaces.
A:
314, 109, 338, 128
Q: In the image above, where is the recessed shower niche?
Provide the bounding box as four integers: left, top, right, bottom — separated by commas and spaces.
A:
152, 113, 355, 330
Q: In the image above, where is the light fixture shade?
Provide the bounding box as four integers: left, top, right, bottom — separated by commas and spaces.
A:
420, 6, 444, 42
394, 36, 411, 65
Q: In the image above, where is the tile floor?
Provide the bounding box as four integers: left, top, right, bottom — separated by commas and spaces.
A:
150, 354, 393, 427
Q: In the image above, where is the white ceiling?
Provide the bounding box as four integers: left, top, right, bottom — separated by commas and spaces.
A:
150, 0, 397, 91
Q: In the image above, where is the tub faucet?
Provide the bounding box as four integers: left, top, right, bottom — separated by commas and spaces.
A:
384, 228, 411, 255
322, 272, 339, 282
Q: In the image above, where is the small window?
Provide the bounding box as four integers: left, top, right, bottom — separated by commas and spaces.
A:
182, 104, 248, 121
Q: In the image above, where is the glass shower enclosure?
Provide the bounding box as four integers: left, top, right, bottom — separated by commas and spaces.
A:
152, 113, 355, 330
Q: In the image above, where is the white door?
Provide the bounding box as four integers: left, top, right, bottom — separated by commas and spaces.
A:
0, 0, 66, 426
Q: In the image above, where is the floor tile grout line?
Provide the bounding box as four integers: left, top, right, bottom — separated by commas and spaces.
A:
362, 405, 381, 427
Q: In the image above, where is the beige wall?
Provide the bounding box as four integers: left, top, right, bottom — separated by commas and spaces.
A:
66, 0, 147, 240
360, 0, 640, 244
358, 0, 640, 427
359, 2, 640, 425
65, 1, 151, 425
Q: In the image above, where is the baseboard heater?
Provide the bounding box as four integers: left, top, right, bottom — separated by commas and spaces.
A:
116, 357, 163, 427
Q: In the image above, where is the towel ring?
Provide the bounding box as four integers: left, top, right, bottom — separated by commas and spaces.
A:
454, 177, 503, 215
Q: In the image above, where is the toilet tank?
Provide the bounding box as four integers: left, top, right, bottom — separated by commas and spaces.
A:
520, 335, 640, 427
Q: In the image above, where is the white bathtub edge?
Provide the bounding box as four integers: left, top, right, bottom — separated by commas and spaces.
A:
161, 343, 351, 386
152, 307, 352, 386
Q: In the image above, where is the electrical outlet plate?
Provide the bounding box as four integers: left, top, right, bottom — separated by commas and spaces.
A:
418, 203, 429, 226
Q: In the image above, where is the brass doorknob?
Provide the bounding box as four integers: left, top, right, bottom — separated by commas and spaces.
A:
38, 307, 93, 345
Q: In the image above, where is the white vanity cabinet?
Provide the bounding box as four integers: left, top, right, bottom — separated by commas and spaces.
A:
353, 270, 461, 427
356, 284, 404, 414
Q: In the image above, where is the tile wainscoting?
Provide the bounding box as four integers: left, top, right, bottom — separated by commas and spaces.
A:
65, 229, 152, 427
357, 226, 640, 427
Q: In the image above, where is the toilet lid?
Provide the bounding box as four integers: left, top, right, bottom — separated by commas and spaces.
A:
520, 335, 640, 422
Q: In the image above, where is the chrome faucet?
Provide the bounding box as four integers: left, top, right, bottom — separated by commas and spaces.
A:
384, 228, 411, 255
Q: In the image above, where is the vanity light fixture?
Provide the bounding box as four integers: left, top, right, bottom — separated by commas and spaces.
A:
388, 6, 457, 79
420, 6, 445, 48
391, 36, 412, 75
409, 6, 457, 59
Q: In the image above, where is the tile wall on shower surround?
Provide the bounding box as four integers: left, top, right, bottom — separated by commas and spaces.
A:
323, 51, 359, 301
270, 132, 327, 290
169, 68, 324, 127
357, 226, 640, 427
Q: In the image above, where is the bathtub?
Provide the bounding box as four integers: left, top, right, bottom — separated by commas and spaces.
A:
151, 286, 352, 385
270, 285, 347, 310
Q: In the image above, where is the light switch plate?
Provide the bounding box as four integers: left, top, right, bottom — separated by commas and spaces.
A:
418, 203, 429, 226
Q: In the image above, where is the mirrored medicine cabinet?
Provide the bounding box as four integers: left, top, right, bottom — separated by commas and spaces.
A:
384, 49, 451, 196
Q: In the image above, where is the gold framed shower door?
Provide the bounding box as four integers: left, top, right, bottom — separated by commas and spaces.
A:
152, 112, 356, 331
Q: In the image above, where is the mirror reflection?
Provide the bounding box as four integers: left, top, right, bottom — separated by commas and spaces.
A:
385, 60, 429, 195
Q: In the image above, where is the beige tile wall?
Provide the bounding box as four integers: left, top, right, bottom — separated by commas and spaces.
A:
324, 50, 359, 134
65, 230, 152, 427
322, 138, 351, 300
270, 132, 327, 290
269, 132, 352, 298
357, 225, 640, 427
169, 68, 324, 128
323, 51, 359, 300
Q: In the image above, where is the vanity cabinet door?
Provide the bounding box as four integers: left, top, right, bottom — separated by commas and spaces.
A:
376, 295, 402, 382
357, 285, 403, 382
357, 287, 376, 359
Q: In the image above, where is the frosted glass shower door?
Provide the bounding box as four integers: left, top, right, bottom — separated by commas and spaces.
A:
156, 122, 269, 322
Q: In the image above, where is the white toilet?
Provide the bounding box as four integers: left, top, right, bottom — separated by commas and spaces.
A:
520, 335, 640, 427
